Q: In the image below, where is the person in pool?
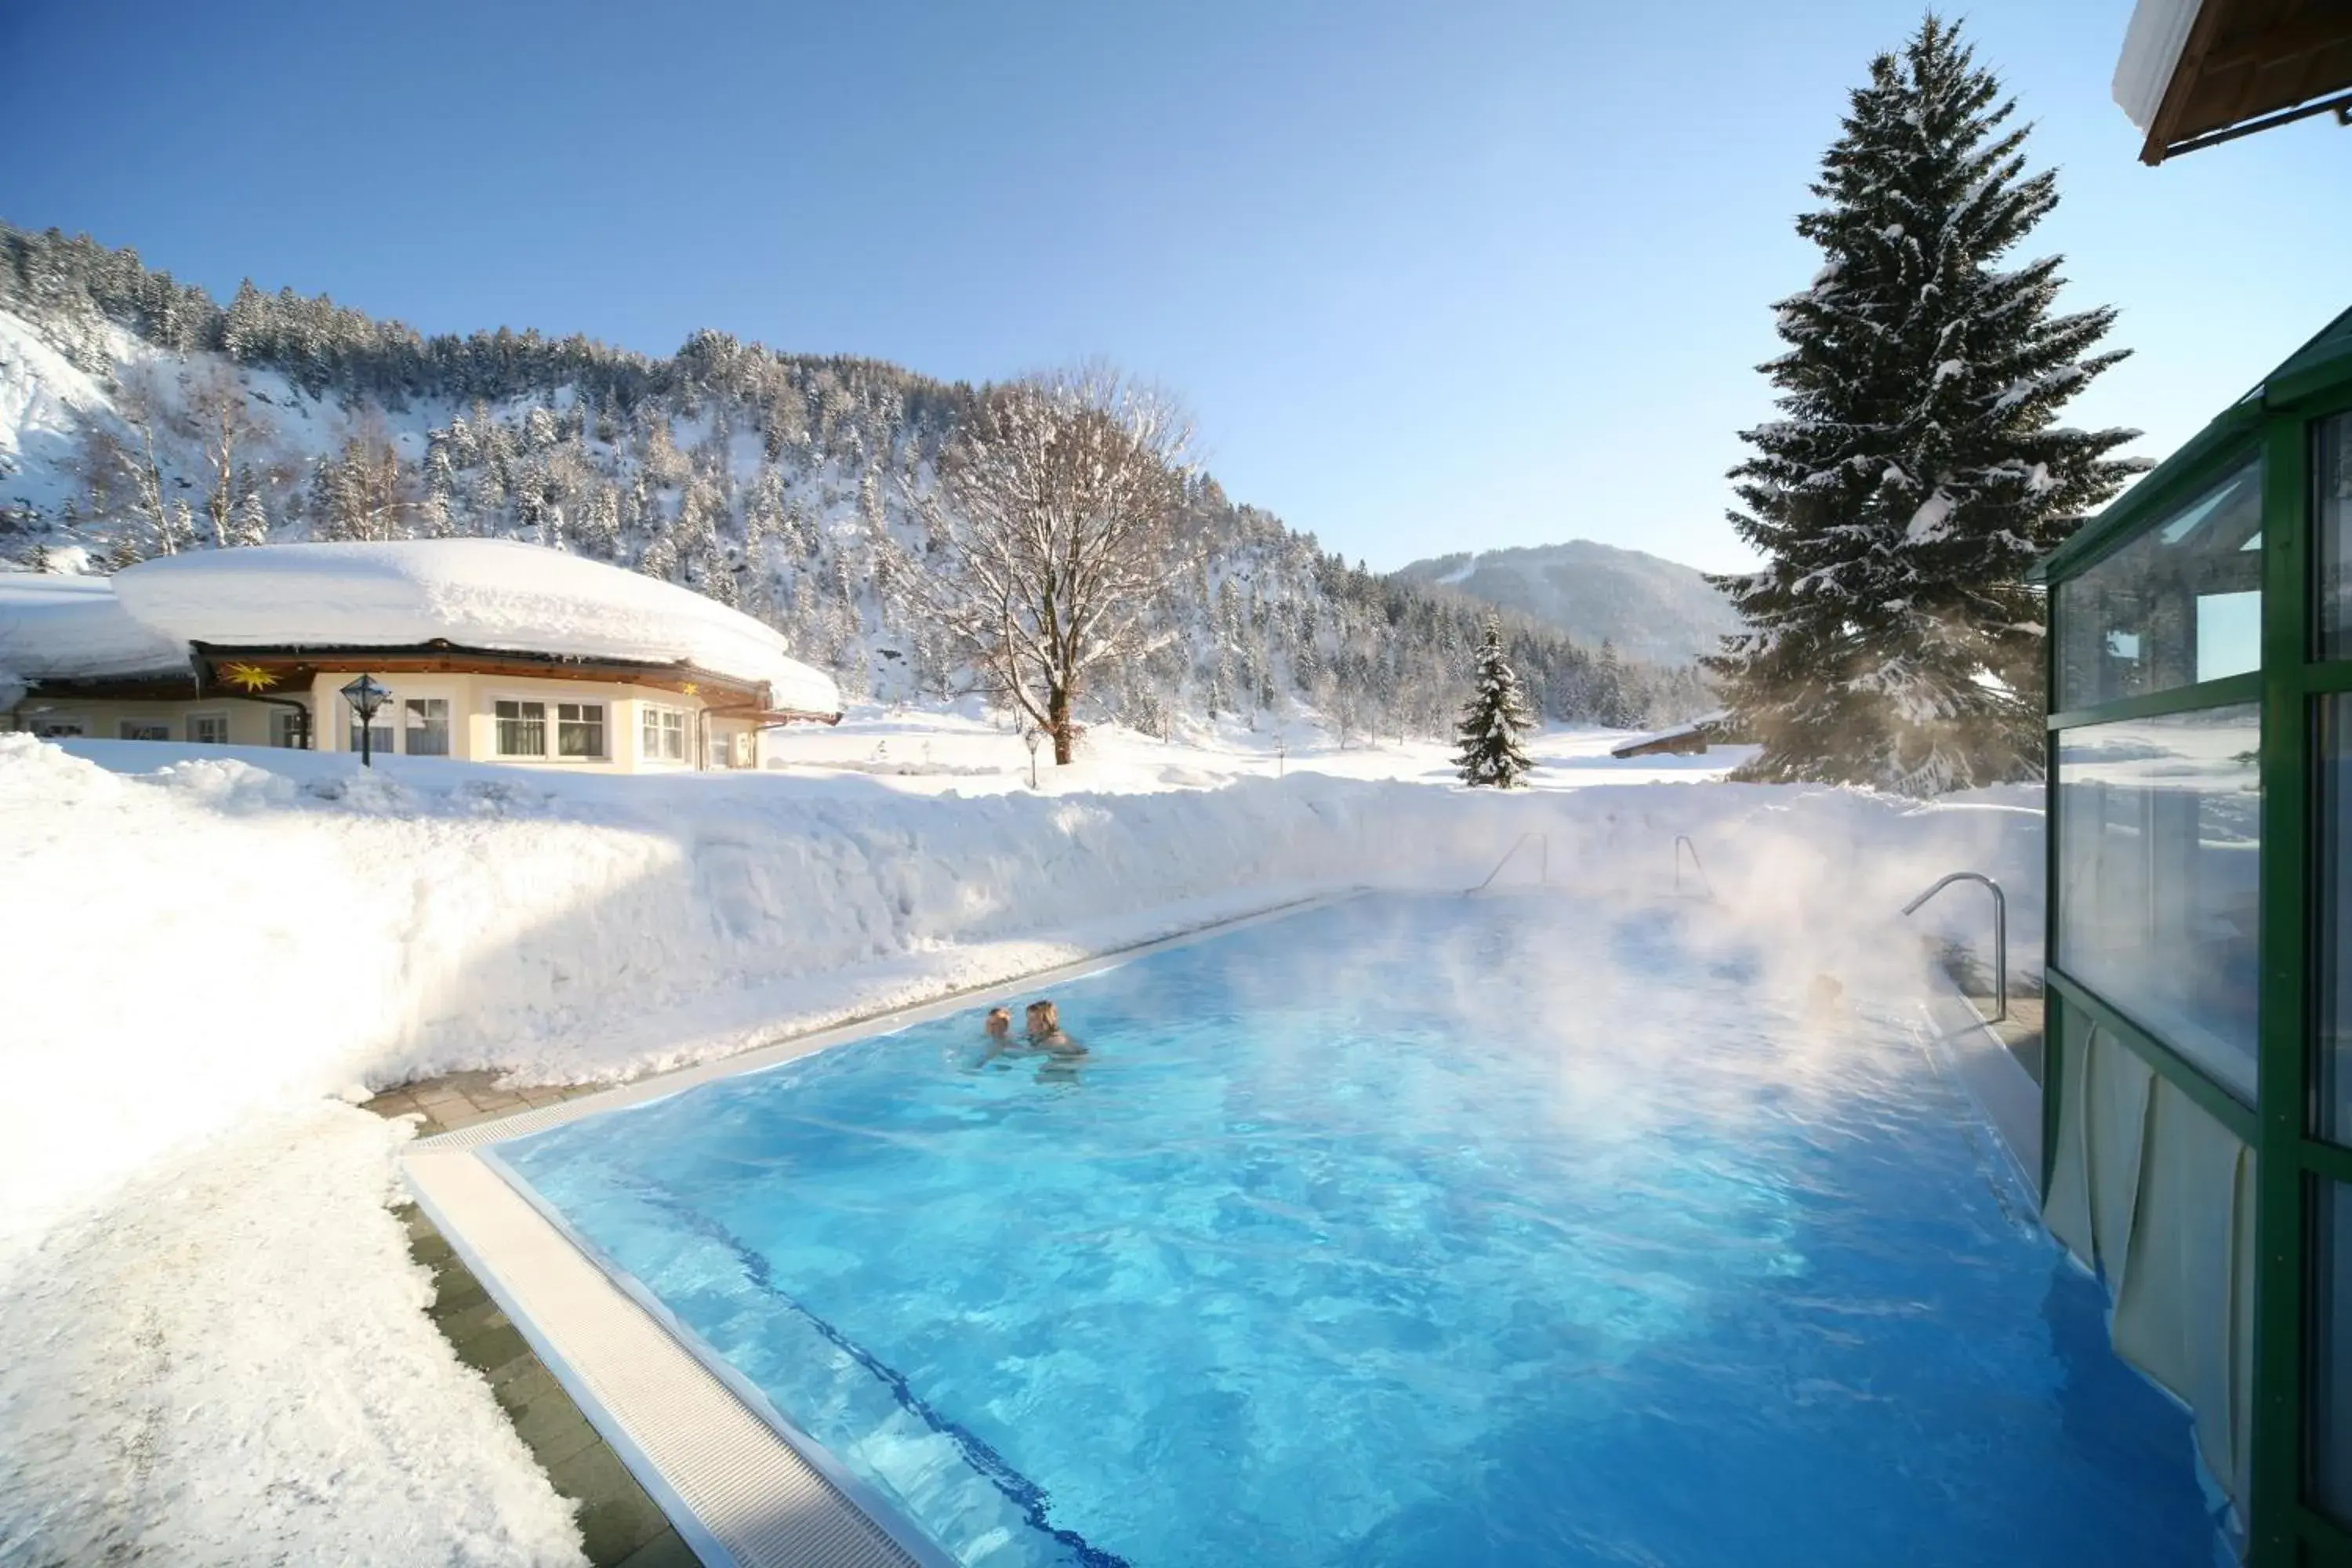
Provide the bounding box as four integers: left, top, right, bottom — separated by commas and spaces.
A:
1025, 999, 1088, 1069
975, 1006, 1018, 1065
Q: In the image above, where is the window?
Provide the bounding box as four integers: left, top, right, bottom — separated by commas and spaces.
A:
2320, 413, 2352, 656
495, 700, 546, 757
556, 702, 605, 759
2054, 456, 2263, 709
641, 705, 688, 762
404, 698, 451, 757
187, 713, 230, 746
31, 719, 85, 738
119, 720, 171, 742
2056, 704, 2261, 1099
347, 706, 395, 756
270, 708, 309, 750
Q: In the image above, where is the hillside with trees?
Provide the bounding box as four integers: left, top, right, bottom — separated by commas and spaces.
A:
0, 221, 1711, 742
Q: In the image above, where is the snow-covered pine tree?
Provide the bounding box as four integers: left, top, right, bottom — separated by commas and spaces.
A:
1704, 15, 2143, 794
1455, 621, 1534, 788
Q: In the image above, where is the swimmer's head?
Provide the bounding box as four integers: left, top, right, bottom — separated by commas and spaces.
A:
985, 1007, 1011, 1039
1025, 1000, 1059, 1037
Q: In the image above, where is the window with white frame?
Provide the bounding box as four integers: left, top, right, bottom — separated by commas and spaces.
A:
641, 705, 688, 762
31, 718, 85, 738
557, 702, 606, 759
495, 699, 546, 757
270, 708, 309, 749
120, 720, 171, 742
404, 698, 451, 757
187, 712, 230, 745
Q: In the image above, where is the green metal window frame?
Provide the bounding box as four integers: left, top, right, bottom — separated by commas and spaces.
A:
2043, 374, 2352, 1568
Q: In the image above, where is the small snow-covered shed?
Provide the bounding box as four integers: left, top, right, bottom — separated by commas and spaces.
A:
0, 539, 841, 771
1607, 710, 1733, 760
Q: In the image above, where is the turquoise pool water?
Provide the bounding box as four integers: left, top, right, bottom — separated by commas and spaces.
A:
495, 894, 2214, 1567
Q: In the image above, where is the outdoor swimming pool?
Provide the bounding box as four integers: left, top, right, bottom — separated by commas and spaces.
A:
492, 894, 2216, 1567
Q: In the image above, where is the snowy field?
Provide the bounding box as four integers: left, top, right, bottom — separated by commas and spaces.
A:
0, 713, 2042, 1565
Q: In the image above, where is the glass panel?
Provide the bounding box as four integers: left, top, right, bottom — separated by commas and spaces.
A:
2318, 696, 2352, 1140
2322, 413, 2352, 655
2056, 704, 2260, 1100
119, 720, 171, 742
2317, 1181, 2352, 1526
404, 698, 450, 757
495, 699, 545, 757
188, 714, 229, 745
347, 714, 394, 753
2055, 456, 2262, 709
270, 709, 307, 749
557, 702, 604, 759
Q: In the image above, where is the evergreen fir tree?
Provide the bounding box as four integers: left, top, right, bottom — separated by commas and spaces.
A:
1704, 15, 2143, 794
1455, 622, 1534, 788
227, 489, 270, 547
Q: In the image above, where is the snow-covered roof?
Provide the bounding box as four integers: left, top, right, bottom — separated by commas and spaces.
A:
0, 572, 190, 681
6, 541, 840, 716
2112, 0, 2198, 131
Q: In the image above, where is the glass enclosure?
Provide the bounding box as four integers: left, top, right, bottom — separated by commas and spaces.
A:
2038, 308, 2352, 1568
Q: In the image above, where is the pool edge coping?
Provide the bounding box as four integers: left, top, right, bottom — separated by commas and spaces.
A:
397, 887, 1363, 1568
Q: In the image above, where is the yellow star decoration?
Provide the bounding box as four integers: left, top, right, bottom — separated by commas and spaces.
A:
220, 662, 279, 692
679, 682, 699, 696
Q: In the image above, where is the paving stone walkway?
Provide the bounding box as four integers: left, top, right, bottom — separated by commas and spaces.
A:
376, 1075, 702, 1568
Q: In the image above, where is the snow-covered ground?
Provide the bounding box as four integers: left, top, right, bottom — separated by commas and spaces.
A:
0, 713, 2043, 1564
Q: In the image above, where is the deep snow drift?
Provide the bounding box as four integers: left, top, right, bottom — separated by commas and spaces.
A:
0, 718, 2042, 1565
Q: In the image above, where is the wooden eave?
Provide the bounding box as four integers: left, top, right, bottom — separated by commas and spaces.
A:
187, 640, 769, 706
2140, 0, 2352, 162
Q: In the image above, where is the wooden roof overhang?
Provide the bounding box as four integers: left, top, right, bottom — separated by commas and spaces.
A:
2130, 0, 2352, 162
187, 641, 842, 725
20, 670, 201, 703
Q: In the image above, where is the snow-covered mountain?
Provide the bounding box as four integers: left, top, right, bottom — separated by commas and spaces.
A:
0, 223, 1713, 731
1393, 541, 1741, 666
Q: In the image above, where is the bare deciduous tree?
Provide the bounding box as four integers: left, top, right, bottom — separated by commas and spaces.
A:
74, 363, 176, 564
184, 362, 272, 548
883, 368, 1190, 764
310, 416, 418, 541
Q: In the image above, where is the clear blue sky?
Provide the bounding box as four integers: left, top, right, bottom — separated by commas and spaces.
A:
1, 0, 2343, 572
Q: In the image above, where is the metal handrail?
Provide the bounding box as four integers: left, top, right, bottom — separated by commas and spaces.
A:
1903, 872, 2007, 1022
1673, 835, 1713, 899
1468, 832, 1548, 894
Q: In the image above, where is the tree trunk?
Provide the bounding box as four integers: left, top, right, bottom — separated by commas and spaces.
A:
1049, 684, 1074, 765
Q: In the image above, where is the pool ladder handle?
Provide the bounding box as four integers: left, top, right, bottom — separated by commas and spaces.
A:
1468, 832, 1548, 894
1901, 871, 2006, 1023
1673, 835, 1713, 900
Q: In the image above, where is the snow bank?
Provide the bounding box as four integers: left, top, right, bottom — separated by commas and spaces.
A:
0, 731, 2041, 1252
108, 539, 841, 716
0, 1102, 583, 1566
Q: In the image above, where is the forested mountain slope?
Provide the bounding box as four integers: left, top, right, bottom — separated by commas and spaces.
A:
0, 223, 1711, 734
